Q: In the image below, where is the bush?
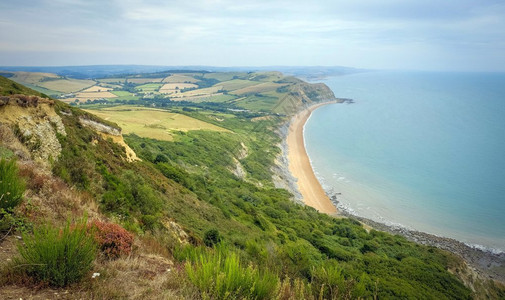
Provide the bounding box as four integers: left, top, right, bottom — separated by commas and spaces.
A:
0, 158, 25, 211
203, 229, 221, 247
16, 219, 97, 287
88, 220, 134, 259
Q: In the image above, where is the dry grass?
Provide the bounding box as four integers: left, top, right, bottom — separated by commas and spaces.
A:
172, 86, 221, 99
159, 83, 198, 94
96, 78, 126, 84
127, 78, 164, 84
232, 82, 287, 95
162, 75, 199, 83
38, 79, 96, 94
74, 91, 118, 99
17, 160, 101, 223
0, 238, 197, 299
214, 79, 260, 91
9, 72, 60, 85
82, 86, 113, 93
84, 106, 230, 141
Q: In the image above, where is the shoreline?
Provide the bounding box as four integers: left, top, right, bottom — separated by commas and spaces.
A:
286, 101, 338, 215
277, 100, 505, 283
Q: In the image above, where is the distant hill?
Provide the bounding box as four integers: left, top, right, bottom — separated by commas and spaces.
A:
0, 65, 366, 80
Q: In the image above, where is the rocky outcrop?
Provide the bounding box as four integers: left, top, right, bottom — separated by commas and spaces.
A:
78, 116, 139, 162
78, 116, 121, 136
0, 95, 65, 165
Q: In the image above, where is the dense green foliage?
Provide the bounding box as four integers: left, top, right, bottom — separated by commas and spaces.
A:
16, 219, 97, 287
203, 229, 222, 247
0, 158, 25, 211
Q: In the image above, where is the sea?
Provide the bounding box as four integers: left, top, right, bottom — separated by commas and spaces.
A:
304, 71, 505, 253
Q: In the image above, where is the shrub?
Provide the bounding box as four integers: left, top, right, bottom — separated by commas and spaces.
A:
203, 229, 222, 247
88, 220, 134, 259
0, 158, 25, 211
16, 219, 97, 287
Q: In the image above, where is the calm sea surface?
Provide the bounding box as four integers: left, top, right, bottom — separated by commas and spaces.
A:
304, 71, 505, 252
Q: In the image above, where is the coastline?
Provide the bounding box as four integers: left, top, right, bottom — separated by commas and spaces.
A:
276, 99, 505, 283
285, 101, 338, 215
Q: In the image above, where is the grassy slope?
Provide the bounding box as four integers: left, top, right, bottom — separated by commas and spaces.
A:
0, 75, 48, 97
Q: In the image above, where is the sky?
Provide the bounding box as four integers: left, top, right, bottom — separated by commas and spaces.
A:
0, 0, 504, 71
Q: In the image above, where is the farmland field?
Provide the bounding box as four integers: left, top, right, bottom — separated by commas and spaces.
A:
136, 83, 163, 92
173, 86, 221, 99
127, 78, 164, 84
231, 82, 286, 95
84, 106, 230, 141
162, 74, 199, 83
191, 94, 237, 103
39, 78, 96, 93
96, 78, 126, 84
7, 71, 95, 93
22, 82, 62, 96
159, 83, 198, 93
203, 72, 244, 81
82, 85, 113, 92
234, 95, 279, 111
75, 91, 118, 99
9, 71, 60, 84
111, 91, 134, 97
214, 79, 260, 91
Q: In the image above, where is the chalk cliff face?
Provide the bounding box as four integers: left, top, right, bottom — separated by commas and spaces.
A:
77, 115, 139, 162
0, 94, 138, 166
0, 95, 65, 165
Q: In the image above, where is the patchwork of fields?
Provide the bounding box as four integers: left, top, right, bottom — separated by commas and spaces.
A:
1, 69, 332, 113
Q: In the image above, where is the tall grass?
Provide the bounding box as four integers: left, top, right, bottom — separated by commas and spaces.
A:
16, 219, 97, 287
182, 245, 278, 299
0, 158, 25, 211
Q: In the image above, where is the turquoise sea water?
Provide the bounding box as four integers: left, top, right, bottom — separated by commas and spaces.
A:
304, 71, 505, 252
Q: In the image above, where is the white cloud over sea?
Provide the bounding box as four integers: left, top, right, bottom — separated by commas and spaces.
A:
0, 0, 504, 70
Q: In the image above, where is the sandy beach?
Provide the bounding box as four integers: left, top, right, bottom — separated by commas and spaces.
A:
287, 101, 338, 215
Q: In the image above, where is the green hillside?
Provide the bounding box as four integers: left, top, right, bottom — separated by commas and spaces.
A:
0, 75, 48, 97
0, 75, 503, 299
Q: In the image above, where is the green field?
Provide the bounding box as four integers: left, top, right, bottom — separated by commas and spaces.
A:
39, 78, 96, 93
231, 82, 286, 96
215, 79, 260, 91
110, 91, 135, 97
84, 106, 230, 141
96, 78, 126, 84
190, 94, 237, 103
203, 72, 245, 81
235, 95, 279, 111
135, 83, 162, 93
22, 82, 63, 97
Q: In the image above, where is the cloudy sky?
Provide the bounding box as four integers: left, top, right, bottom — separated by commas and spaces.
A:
1, 0, 504, 71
